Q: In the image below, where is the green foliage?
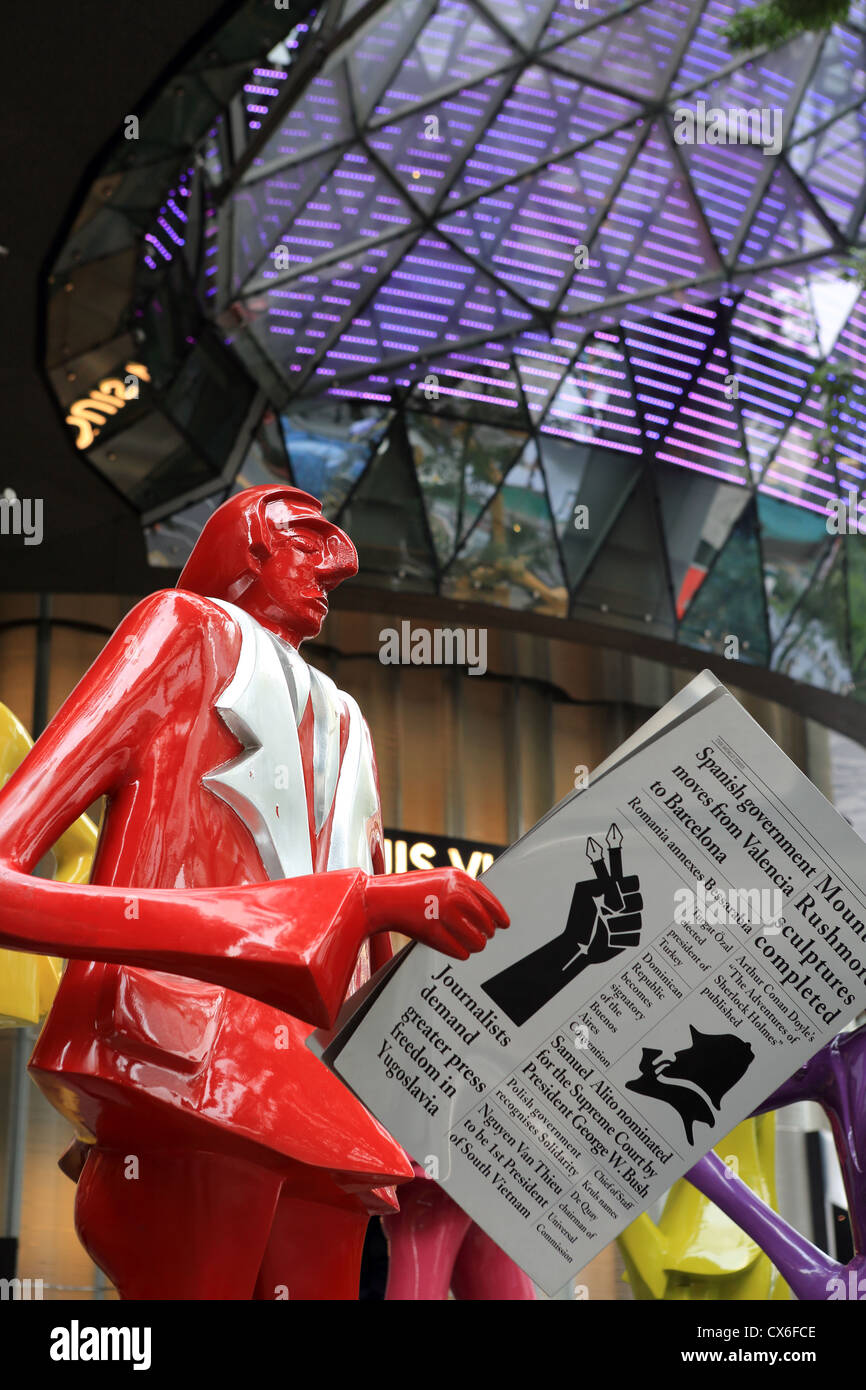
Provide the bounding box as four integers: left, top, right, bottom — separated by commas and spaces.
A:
805, 362, 855, 434
725, 0, 850, 51
840, 249, 866, 287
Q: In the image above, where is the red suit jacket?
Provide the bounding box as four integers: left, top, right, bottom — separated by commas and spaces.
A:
15, 590, 412, 1207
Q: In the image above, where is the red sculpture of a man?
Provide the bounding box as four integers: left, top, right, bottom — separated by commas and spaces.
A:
0, 486, 507, 1299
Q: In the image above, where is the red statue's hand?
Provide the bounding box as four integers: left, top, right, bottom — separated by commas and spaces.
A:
364, 869, 508, 959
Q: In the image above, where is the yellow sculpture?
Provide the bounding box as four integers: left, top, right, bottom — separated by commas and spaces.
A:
617, 1115, 790, 1299
0, 701, 97, 1025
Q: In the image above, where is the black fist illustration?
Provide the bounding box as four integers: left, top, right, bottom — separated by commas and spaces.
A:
482, 824, 643, 1027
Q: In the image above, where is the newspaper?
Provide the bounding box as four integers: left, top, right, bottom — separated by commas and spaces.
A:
317, 673, 866, 1294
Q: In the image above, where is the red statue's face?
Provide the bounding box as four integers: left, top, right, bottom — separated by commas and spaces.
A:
247, 499, 358, 645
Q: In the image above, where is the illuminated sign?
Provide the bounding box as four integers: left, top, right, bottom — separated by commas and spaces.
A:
65, 362, 151, 450
383, 830, 503, 880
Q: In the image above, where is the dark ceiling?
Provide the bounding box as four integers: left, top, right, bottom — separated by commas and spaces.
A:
0, 0, 228, 593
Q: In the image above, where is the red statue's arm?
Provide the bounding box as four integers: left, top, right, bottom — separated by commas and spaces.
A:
0, 590, 373, 1027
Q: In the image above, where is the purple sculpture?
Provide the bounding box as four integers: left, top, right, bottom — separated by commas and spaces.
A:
686, 1020, 866, 1300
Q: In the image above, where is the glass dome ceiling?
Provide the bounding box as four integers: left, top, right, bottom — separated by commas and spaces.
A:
45, 0, 866, 708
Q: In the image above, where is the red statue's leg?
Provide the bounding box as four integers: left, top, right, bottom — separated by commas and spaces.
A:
75, 1146, 282, 1300
382, 1179, 473, 1300
451, 1221, 536, 1300
253, 1185, 370, 1300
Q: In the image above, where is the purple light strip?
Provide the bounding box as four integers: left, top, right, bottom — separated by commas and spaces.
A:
656, 452, 747, 484
540, 425, 642, 455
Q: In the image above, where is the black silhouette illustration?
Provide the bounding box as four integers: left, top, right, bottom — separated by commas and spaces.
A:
481, 824, 642, 1027
625, 1027, 755, 1145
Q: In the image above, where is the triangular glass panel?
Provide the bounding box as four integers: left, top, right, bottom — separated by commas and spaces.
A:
540, 436, 641, 590
543, 327, 642, 454
789, 106, 866, 237
545, 0, 698, 100
101, 157, 198, 220
443, 440, 568, 615
52, 208, 137, 277
829, 303, 866, 493
231, 149, 338, 292
127, 74, 220, 155
442, 123, 642, 313
475, 0, 556, 46
801, 257, 863, 357
348, 0, 433, 125
671, 34, 818, 252
407, 411, 464, 566
341, 0, 378, 19
407, 412, 526, 563
318, 235, 535, 379
589, 121, 723, 311
145, 489, 230, 570
571, 468, 675, 635
770, 538, 852, 691
234, 406, 293, 489
758, 450, 837, 516
650, 324, 752, 487
459, 420, 529, 540
357, 0, 517, 126
443, 69, 641, 208
830, 290, 866, 375
474, 0, 556, 48
240, 145, 419, 294
201, 58, 260, 109
790, 26, 866, 145
678, 498, 770, 664
402, 342, 531, 427
668, 137, 766, 263
676, 31, 816, 140
673, 0, 764, 92
737, 165, 832, 270
281, 397, 393, 515
89, 413, 214, 514
655, 463, 749, 620
514, 326, 580, 424
757, 353, 853, 512
365, 72, 513, 213
757, 491, 835, 645
246, 67, 355, 175
338, 414, 438, 587
730, 275, 819, 487
243, 231, 416, 388
539, 0, 641, 53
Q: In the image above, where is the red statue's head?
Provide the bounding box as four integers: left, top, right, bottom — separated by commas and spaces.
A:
178, 486, 358, 646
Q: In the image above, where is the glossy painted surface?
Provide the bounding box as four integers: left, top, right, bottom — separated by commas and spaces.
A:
618, 1117, 789, 1300
383, 1164, 536, 1301
686, 1021, 866, 1300
0, 485, 507, 1299
0, 701, 97, 1026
